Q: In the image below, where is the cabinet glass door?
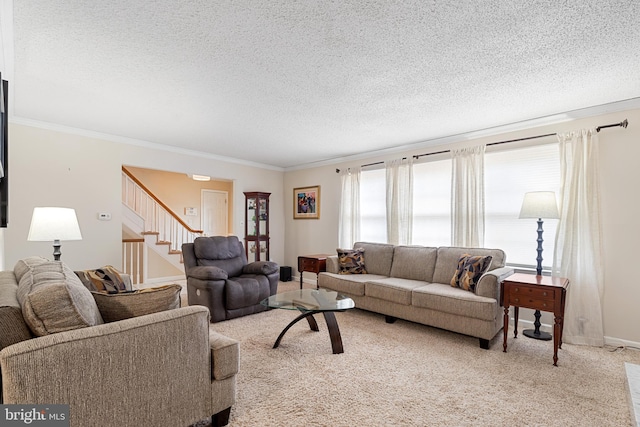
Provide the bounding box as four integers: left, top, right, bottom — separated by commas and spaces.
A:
247, 197, 257, 236
244, 191, 270, 262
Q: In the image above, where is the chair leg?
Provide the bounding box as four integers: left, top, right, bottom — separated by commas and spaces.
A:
212, 407, 231, 427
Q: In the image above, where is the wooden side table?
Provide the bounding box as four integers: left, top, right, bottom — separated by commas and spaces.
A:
501, 273, 570, 366
298, 254, 331, 289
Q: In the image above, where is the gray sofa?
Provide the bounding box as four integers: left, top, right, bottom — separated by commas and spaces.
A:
318, 242, 514, 349
0, 260, 238, 427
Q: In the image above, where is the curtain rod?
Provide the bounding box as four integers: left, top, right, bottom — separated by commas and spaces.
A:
336, 119, 629, 173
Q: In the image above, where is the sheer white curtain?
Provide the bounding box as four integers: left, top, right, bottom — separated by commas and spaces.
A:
552, 129, 604, 346
451, 145, 485, 247
338, 167, 361, 249
385, 157, 413, 245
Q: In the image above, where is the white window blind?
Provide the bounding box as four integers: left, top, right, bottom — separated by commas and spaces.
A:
359, 168, 387, 243
412, 159, 452, 247
484, 143, 560, 268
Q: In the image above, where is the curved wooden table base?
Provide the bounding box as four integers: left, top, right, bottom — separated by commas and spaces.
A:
273, 310, 345, 354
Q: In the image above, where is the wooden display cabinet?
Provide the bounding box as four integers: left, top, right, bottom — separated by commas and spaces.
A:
244, 192, 270, 262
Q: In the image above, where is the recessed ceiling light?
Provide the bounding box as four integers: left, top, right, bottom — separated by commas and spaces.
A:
191, 174, 211, 181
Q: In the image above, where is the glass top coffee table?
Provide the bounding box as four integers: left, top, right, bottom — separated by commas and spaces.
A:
261, 289, 355, 354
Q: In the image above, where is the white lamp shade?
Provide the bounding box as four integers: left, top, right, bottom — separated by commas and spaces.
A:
519, 192, 560, 219
27, 207, 83, 241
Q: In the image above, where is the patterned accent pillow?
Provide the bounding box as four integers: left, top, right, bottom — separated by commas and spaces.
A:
75, 265, 132, 293
337, 248, 367, 274
91, 284, 182, 322
450, 254, 493, 292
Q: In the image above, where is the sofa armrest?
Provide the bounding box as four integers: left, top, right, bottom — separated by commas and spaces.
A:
475, 267, 514, 300
326, 255, 339, 274
243, 261, 278, 276
209, 330, 239, 380
0, 306, 216, 425
187, 265, 228, 281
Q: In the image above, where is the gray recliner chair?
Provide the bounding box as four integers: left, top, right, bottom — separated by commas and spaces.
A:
182, 236, 279, 322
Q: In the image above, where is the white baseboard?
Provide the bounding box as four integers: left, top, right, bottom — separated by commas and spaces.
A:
141, 275, 185, 285
605, 336, 640, 351
295, 275, 317, 287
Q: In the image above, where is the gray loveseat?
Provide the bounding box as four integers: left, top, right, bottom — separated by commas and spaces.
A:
0, 259, 238, 427
318, 242, 514, 349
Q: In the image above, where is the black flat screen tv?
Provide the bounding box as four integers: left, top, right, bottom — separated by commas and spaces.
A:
0, 72, 8, 228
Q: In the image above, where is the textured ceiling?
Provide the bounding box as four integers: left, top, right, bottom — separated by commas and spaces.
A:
9, 1, 640, 169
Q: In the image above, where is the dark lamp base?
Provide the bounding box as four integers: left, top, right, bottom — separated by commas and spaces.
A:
523, 329, 552, 341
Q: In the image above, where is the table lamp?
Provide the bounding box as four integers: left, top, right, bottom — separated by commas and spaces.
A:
27, 207, 82, 261
518, 191, 559, 340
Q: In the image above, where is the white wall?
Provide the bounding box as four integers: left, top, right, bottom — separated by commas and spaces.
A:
284, 108, 640, 346
4, 125, 122, 270
3, 123, 285, 271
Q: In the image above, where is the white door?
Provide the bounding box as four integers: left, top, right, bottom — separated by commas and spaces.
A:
201, 190, 228, 237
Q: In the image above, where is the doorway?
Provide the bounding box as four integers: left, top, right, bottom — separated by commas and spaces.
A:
202, 190, 228, 236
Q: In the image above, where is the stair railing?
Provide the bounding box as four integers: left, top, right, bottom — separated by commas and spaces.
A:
122, 238, 145, 285
122, 166, 203, 252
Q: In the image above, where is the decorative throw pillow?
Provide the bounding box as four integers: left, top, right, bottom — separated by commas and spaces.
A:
450, 254, 493, 292
75, 265, 132, 293
16, 260, 104, 336
91, 284, 182, 322
337, 248, 367, 274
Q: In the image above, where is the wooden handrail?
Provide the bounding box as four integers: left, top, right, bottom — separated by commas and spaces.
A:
122, 166, 204, 234
122, 238, 145, 243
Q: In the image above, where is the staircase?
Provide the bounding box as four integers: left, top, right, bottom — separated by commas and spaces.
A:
121, 167, 203, 284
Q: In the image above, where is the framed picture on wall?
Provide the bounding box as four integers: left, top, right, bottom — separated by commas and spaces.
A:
293, 185, 320, 219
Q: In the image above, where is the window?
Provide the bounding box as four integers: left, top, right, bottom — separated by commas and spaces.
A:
359, 168, 387, 243
484, 142, 560, 268
355, 141, 560, 268
412, 159, 452, 246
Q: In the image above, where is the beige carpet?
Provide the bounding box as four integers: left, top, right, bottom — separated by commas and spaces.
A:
197, 281, 640, 426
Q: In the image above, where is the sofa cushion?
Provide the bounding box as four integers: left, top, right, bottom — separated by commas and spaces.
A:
450, 254, 493, 292
389, 246, 438, 282
0, 306, 34, 350
319, 272, 389, 297
194, 236, 244, 260
353, 242, 395, 276
365, 278, 427, 306
75, 265, 132, 293
412, 283, 498, 321
194, 236, 246, 277
16, 260, 104, 336
0, 270, 33, 351
91, 284, 182, 322
225, 276, 271, 310
432, 247, 505, 285
337, 248, 367, 274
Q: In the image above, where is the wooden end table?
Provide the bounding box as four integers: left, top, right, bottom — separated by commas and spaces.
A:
298, 254, 331, 289
501, 273, 570, 366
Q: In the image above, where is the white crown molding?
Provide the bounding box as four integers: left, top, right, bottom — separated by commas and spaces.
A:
9, 116, 285, 172
285, 97, 640, 172
9, 96, 639, 174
